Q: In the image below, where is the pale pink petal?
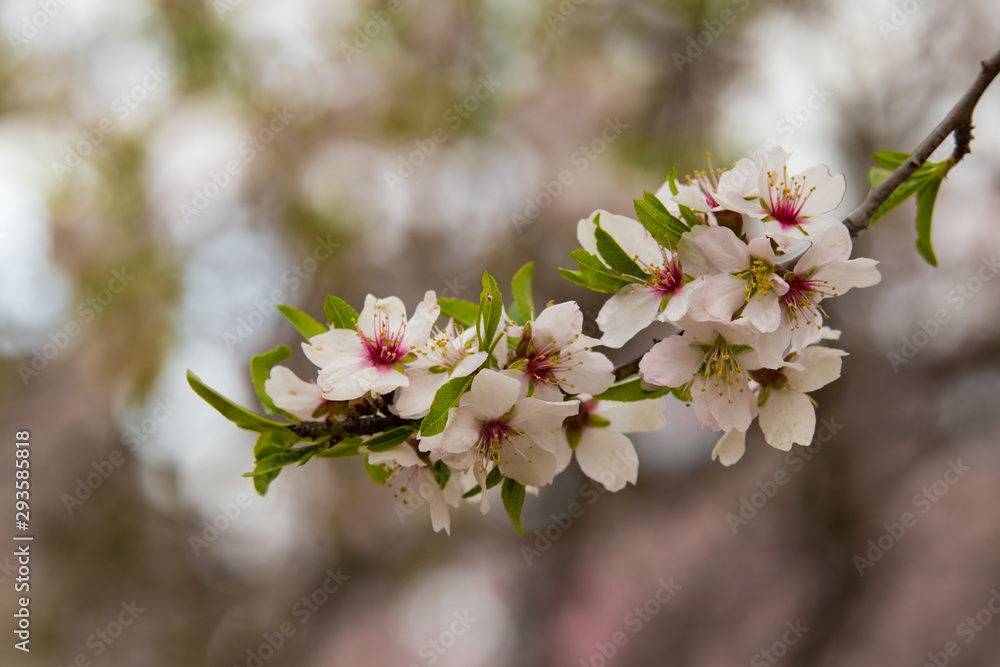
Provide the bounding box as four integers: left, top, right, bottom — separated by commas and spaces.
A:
559, 351, 615, 396
711, 429, 746, 466
597, 286, 663, 349
575, 428, 638, 491
702, 273, 751, 322
595, 398, 666, 433
498, 439, 556, 487
796, 164, 846, 218
465, 369, 520, 420
511, 398, 580, 433
785, 346, 846, 393
696, 226, 751, 273
811, 258, 882, 293
639, 336, 704, 387
759, 388, 815, 450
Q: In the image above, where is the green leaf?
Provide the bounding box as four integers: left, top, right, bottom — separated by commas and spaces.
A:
594, 222, 648, 280
665, 167, 680, 196
484, 464, 503, 489
277, 304, 327, 340
250, 345, 294, 417
254, 429, 296, 459
364, 454, 392, 484
868, 167, 891, 188
316, 437, 364, 458
677, 204, 702, 230
510, 262, 535, 325
914, 177, 942, 267
187, 370, 286, 432
867, 158, 951, 226
461, 484, 483, 499
633, 192, 691, 250
501, 478, 526, 537
438, 297, 479, 328
593, 378, 670, 402
872, 150, 910, 170
364, 425, 419, 452
419, 373, 476, 437
324, 296, 358, 329
478, 271, 504, 354
431, 461, 452, 490
561, 249, 631, 294
246, 448, 314, 475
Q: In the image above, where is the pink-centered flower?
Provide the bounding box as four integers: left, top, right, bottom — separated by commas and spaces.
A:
394, 321, 487, 419
578, 211, 712, 348
303, 291, 439, 401
417, 370, 579, 501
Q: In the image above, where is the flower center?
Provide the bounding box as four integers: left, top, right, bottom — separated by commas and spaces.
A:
739, 258, 775, 302
781, 273, 839, 330
524, 346, 572, 389
476, 419, 527, 472
637, 248, 683, 296
358, 312, 408, 368
694, 340, 749, 403
765, 166, 816, 227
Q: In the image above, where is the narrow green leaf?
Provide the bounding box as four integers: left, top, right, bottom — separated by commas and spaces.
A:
479, 271, 504, 354
187, 370, 286, 432
677, 204, 702, 230
254, 429, 296, 459
316, 437, 364, 458
419, 373, 476, 437
665, 167, 680, 196
461, 484, 483, 499
511, 262, 535, 325
633, 192, 690, 250
594, 225, 648, 280
246, 448, 312, 476
557, 267, 600, 292
914, 177, 942, 267
868, 167, 891, 188
501, 478, 526, 537
593, 378, 670, 402
364, 425, 419, 452
324, 296, 358, 329
277, 304, 327, 340
568, 249, 631, 293
484, 465, 503, 489
250, 345, 294, 417
872, 150, 910, 170
438, 297, 479, 328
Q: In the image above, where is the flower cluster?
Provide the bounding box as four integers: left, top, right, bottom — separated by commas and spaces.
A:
188, 147, 880, 536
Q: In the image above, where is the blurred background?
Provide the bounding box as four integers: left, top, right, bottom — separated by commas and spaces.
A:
2, 0, 1000, 665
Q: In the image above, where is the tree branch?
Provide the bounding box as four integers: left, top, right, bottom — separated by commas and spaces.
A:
843, 49, 1000, 237
287, 412, 413, 444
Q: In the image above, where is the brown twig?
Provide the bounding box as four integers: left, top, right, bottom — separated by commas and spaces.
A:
844, 49, 1000, 237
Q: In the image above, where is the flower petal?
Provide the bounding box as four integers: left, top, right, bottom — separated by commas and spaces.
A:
785, 346, 846, 393
465, 369, 520, 420
759, 388, 815, 450
695, 226, 751, 273
595, 398, 666, 433
711, 429, 746, 466
575, 428, 638, 491
597, 286, 662, 349
639, 335, 704, 387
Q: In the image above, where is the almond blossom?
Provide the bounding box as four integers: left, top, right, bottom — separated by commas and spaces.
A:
555, 396, 666, 491
417, 370, 579, 494
303, 291, 440, 401
263, 366, 326, 421
394, 321, 487, 419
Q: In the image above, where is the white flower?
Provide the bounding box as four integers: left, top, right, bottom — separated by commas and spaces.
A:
303, 291, 440, 401
757, 345, 847, 450
507, 300, 615, 401
695, 227, 789, 332
394, 321, 487, 419
263, 366, 326, 421
417, 370, 579, 497
776, 224, 881, 351
367, 445, 462, 535
715, 147, 846, 246
639, 319, 763, 432
578, 211, 710, 348
555, 396, 665, 491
